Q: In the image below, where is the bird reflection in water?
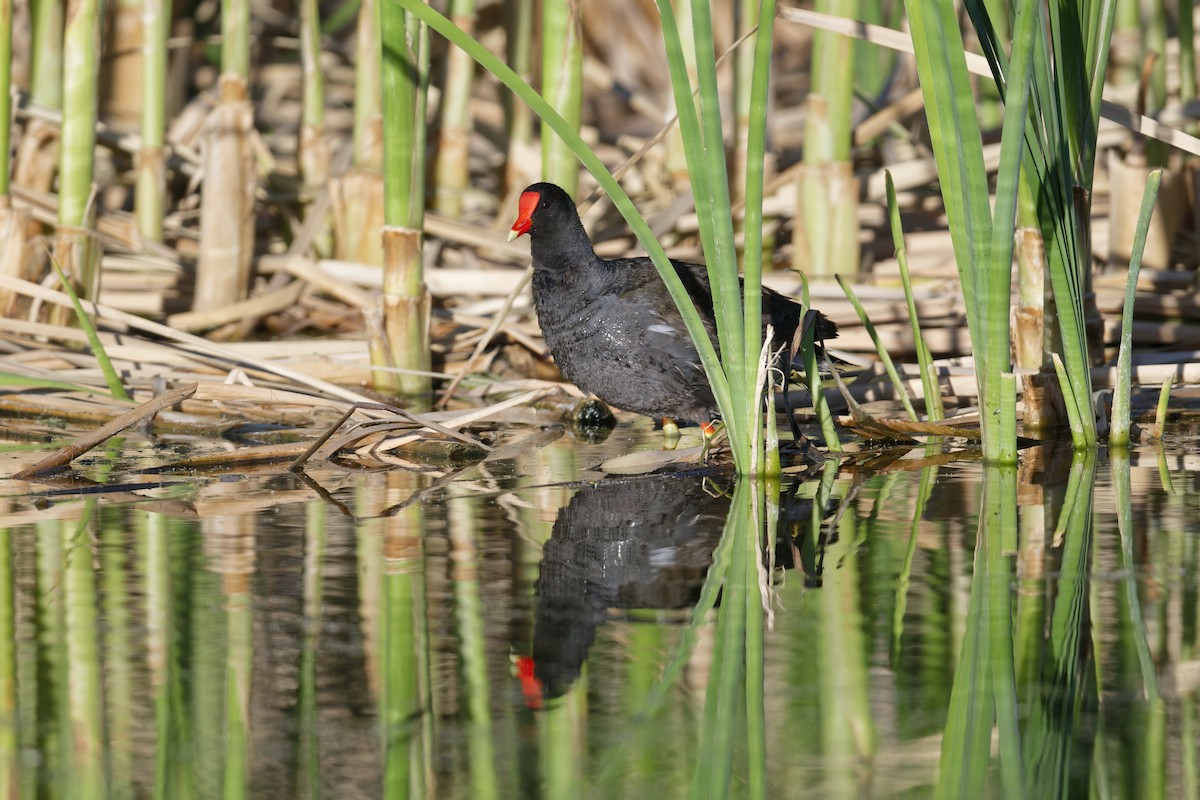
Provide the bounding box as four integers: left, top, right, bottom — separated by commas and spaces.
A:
518, 473, 836, 707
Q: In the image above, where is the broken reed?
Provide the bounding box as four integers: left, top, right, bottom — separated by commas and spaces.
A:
797, 0, 858, 280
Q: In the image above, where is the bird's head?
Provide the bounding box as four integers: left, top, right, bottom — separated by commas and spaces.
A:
507, 182, 577, 242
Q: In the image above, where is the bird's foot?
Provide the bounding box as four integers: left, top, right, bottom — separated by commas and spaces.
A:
699, 421, 724, 463
661, 417, 681, 450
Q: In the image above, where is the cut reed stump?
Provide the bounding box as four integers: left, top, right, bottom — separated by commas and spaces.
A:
195, 75, 256, 313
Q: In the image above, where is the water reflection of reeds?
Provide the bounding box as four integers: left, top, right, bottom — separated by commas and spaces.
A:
0, 449, 1196, 797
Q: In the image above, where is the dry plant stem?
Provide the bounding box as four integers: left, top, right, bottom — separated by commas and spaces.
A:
380, 226, 431, 395
436, 267, 533, 408
331, 169, 385, 265
12, 382, 198, 479
101, 0, 144, 127
0, 273, 379, 405
0, 204, 34, 316
196, 76, 255, 311
298, 0, 331, 257
167, 280, 305, 332
796, 0, 857, 279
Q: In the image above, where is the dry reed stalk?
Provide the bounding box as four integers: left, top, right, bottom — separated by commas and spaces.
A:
792, 157, 859, 277
12, 118, 59, 197
0, 203, 35, 316
12, 382, 198, 479
1107, 150, 1187, 270
330, 169, 385, 265
99, 0, 144, 131
379, 226, 431, 394
166, 280, 305, 332
195, 76, 255, 312
0, 273, 379, 405
1013, 226, 1063, 431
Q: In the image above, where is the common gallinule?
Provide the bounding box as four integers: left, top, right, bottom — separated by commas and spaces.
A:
507, 182, 837, 438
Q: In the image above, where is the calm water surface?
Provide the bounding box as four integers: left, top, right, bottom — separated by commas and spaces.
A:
1, 427, 1197, 799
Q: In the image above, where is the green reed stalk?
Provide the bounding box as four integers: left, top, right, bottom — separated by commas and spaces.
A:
1181, 0, 1197, 112
0, 0, 11, 200
741, 0, 779, 469
63, 511, 107, 799
799, 0, 857, 279
353, 0, 382, 167
136, 512, 175, 800
656, 0, 752, 454
299, 503, 325, 799
692, 491, 748, 800
49, 259, 131, 400
434, 0, 477, 216
221, 0, 249, 79
447, 490, 499, 800
892, 462, 938, 662
381, 520, 431, 797
731, 1, 755, 201
223, 585, 253, 800
886, 173, 943, 420
35, 520, 67, 793
968, 0, 1119, 448
136, 0, 170, 241
904, 0, 1036, 462
937, 464, 1020, 799
540, 0, 582, 196
744, 481, 769, 800
1152, 378, 1171, 441
299, 0, 328, 184
379, 3, 431, 396
1023, 450, 1093, 796
503, 0, 533, 191
59, 0, 101, 229
30, 0, 63, 107
0, 528, 15, 797
1111, 169, 1162, 448
817, 493, 873, 775
101, 516, 133, 799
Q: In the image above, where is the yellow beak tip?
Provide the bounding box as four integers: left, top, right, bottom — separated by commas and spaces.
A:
506, 229, 521, 243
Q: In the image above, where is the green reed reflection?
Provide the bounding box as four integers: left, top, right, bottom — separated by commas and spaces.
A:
0, 444, 1195, 798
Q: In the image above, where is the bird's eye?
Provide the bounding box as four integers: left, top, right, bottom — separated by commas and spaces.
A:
541, 202, 549, 209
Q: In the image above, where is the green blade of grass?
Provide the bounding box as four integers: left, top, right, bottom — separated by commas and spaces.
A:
835, 275, 917, 420
1110, 169, 1163, 447
49, 259, 130, 401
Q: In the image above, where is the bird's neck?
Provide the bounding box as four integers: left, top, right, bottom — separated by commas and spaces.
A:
530, 214, 600, 275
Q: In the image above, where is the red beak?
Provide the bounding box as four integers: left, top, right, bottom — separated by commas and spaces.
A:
507, 190, 540, 241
